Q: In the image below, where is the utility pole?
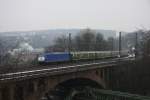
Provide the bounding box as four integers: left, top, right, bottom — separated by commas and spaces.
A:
119, 32, 122, 57
135, 32, 138, 58
64, 38, 67, 52
111, 38, 114, 51
68, 33, 72, 52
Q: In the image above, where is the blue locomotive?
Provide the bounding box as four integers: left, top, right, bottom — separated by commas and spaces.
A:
38, 52, 71, 63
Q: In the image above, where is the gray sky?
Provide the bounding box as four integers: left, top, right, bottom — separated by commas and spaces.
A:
0, 0, 150, 32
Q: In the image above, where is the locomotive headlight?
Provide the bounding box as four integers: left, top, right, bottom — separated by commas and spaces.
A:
38, 56, 45, 61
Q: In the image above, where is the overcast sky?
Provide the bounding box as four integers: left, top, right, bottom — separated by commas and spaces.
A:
0, 0, 150, 32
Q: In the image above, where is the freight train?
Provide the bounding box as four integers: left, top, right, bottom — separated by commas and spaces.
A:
38, 51, 129, 63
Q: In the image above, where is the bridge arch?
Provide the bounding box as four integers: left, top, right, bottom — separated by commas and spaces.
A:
38, 69, 107, 100
55, 78, 104, 89
40, 77, 105, 100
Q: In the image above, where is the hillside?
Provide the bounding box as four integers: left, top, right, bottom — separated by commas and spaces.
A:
0, 29, 116, 48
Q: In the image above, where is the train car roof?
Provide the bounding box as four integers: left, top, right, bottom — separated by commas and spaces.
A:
41, 52, 70, 55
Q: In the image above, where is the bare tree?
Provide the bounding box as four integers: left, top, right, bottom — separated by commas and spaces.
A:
53, 35, 68, 52
0, 37, 10, 65
74, 35, 82, 51
95, 33, 106, 51
106, 37, 114, 51
141, 30, 150, 58
78, 28, 95, 51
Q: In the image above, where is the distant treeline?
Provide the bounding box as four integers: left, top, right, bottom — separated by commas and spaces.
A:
46, 28, 120, 52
